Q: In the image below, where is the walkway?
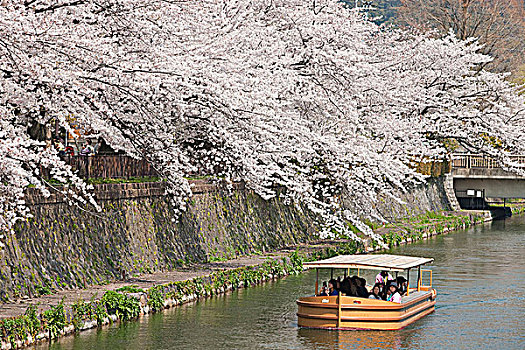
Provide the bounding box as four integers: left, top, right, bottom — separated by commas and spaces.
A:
0, 252, 290, 319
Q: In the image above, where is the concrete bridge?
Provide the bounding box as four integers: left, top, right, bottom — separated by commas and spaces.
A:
450, 154, 525, 210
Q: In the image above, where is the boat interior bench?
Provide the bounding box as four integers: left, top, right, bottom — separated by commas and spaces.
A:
401, 291, 430, 303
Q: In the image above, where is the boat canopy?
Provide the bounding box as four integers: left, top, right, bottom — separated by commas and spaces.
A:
303, 254, 433, 272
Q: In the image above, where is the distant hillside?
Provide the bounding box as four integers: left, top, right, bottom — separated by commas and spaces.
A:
341, 0, 524, 74
340, 0, 401, 25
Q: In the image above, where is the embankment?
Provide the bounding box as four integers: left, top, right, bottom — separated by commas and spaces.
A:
0, 181, 317, 301
0, 207, 493, 350
1, 176, 458, 301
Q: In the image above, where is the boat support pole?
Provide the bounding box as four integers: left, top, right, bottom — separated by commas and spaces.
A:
315, 268, 319, 296
337, 291, 342, 329
407, 269, 410, 296
417, 266, 421, 292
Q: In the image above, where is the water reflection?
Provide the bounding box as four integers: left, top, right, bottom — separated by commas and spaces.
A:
298, 328, 408, 350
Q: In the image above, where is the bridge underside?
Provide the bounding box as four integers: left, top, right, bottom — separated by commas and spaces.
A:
451, 155, 525, 212
452, 168, 525, 199
454, 178, 525, 199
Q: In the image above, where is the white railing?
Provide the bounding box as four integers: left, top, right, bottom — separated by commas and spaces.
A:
452, 154, 525, 169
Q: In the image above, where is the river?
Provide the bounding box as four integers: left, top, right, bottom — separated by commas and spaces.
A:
41, 214, 524, 350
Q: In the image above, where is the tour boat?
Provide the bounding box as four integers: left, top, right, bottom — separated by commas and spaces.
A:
296, 254, 437, 330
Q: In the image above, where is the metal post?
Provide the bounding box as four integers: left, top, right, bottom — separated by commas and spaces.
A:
407, 269, 410, 296
417, 266, 421, 292
331, 268, 333, 280
315, 268, 319, 296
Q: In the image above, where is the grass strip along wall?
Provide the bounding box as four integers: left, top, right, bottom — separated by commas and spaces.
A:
0, 251, 311, 349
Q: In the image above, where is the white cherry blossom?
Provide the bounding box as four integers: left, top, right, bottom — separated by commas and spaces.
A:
1, 0, 524, 246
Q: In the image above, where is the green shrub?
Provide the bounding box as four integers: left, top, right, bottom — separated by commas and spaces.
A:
42, 302, 65, 340
116, 285, 145, 293
93, 300, 108, 326
289, 250, 304, 274
212, 270, 227, 290
24, 304, 41, 338
101, 291, 140, 321
118, 296, 140, 321
101, 291, 121, 315
72, 299, 93, 331
0, 317, 27, 349
0, 304, 44, 348
147, 286, 164, 312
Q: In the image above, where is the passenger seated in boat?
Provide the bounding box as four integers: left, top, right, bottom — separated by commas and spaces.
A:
383, 287, 391, 301
327, 279, 339, 296
353, 276, 369, 298
339, 276, 356, 296
320, 280, 339, 296
368, 283, 382, 299
319, 281, 328, 296
386, 282, 402, 303
375, 270, 394, 286
396, 276, 408, 296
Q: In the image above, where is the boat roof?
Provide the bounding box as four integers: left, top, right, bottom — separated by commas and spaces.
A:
303, 254, 434, 272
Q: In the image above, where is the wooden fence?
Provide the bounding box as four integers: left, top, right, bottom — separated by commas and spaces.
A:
61, 155, 159, 179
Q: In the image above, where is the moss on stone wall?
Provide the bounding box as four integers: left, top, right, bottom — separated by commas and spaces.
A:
368, 177, 452, 222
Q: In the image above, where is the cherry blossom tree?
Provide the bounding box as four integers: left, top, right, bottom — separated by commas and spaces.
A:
1, 0, 524, 246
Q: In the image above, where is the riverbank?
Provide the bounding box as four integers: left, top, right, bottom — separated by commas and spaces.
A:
0, 209, 498, 349
78, 213, 521, 350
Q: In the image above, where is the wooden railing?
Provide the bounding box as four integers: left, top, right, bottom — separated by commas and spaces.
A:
60, 155, 159, 179
452, 154, 525, 169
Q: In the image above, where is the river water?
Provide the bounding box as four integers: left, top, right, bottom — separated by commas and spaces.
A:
42, 215, 524, 350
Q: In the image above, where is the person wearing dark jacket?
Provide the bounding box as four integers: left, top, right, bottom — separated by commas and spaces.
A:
327, 279, 339, 296
396, 276, 408, 296
352, 276, 369, 298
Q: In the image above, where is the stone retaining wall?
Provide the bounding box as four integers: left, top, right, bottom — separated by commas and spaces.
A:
0, 181, 316, 301
1, 177, 454, 300
372, 177, 454, 221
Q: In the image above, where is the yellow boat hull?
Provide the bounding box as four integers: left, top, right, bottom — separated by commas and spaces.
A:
297, 289, 436, 330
